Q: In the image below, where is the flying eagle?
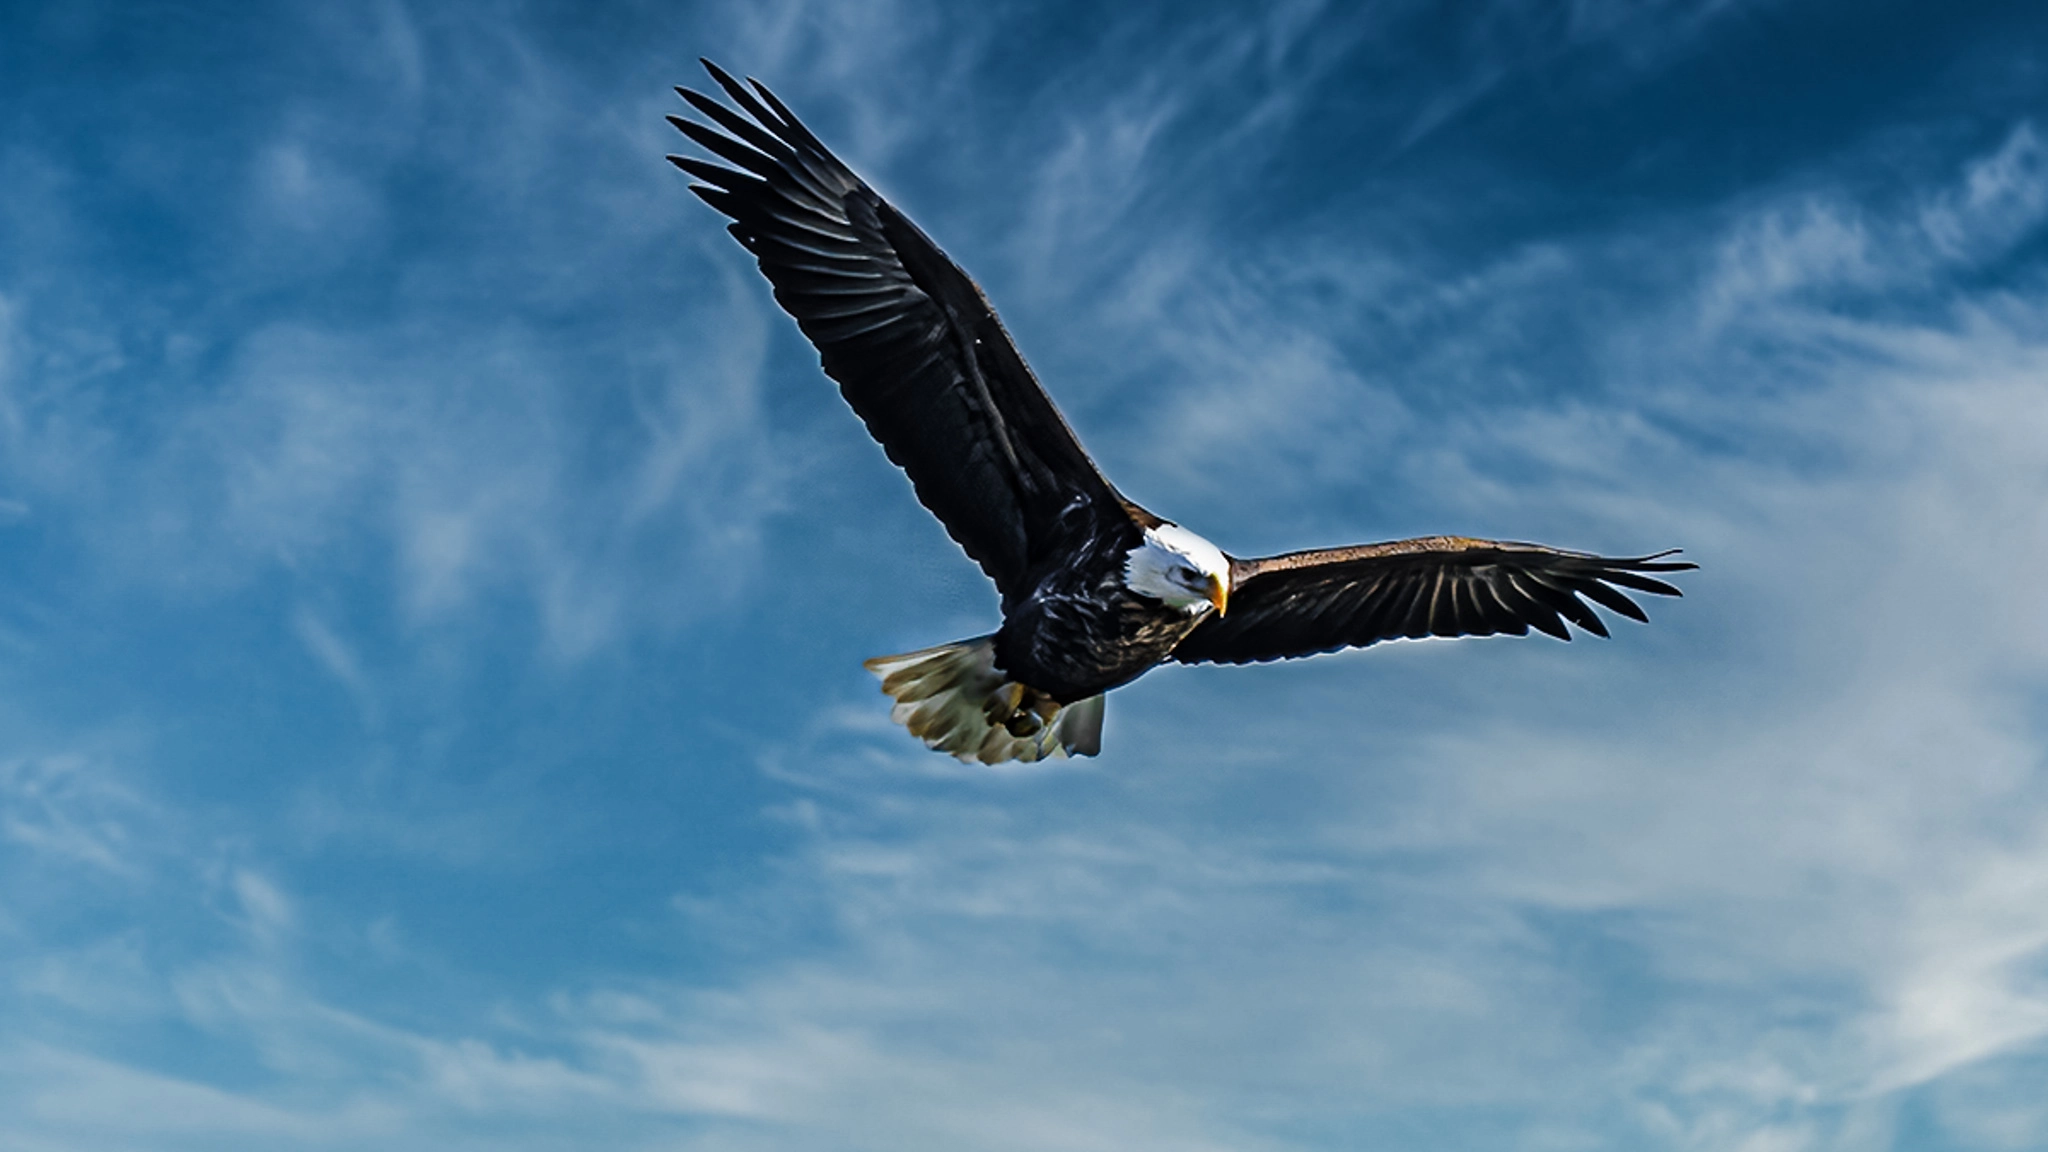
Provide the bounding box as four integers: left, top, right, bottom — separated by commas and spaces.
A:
669, 61, 1691, 765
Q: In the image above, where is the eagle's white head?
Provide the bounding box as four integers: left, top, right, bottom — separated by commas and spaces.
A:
1124, 522, 1231, 616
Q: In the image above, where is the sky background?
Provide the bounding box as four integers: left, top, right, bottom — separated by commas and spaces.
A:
3, 1, 2047, 1149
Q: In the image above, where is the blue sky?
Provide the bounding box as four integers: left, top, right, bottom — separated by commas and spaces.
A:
3, 0, 2047, 1148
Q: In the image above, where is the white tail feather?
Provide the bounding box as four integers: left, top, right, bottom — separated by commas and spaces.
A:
863, 636, 1104, 764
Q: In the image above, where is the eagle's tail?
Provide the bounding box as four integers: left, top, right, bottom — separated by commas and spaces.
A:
863, 636, 1104, 765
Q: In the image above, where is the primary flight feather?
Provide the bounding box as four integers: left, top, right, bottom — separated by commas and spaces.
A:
669, 60, 1692, 764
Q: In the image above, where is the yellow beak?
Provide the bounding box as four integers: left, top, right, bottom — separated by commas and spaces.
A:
1207, 574, 1229, 616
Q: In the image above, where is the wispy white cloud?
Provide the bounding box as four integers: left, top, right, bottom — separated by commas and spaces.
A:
292, 606, 379, 728
1705, 122, 2046, 322
1390, 0, 1763, 151
0, 11, 798, 663
0, 755, 150, 881
1920, 123, 2048, 265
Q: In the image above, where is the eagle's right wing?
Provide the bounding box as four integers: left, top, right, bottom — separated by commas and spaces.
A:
1172, 537, 1692, 665
670, 61, 1127, 601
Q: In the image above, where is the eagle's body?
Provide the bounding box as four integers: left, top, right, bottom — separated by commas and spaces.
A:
999, 523, 1205, 702
670, 62, 1693, 764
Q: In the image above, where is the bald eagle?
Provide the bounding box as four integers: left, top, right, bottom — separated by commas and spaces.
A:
669, 61, 1691, 764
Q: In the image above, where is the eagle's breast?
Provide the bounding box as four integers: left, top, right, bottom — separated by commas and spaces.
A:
994, 548, 1211, 702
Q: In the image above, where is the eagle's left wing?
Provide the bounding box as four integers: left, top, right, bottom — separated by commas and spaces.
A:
1171, 537, 1692, 665
668, 61, 1131, 605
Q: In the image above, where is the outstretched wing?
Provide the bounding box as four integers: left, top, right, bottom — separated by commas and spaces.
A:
669, 61, 1127, 601
1172, 536, 1693, 665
